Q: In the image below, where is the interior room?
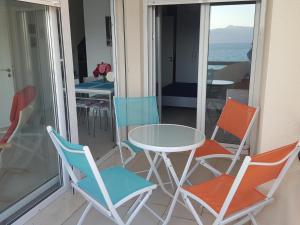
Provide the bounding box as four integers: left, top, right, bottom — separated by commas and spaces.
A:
68, 0, 115, 161
158, 3, 255, 145
158, 4, 200, 128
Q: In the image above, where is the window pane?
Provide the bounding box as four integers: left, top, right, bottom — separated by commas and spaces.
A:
206, 4, 255, 144
0, 0, 61, 222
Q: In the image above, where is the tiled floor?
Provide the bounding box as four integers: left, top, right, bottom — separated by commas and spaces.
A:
77, 114, 115, 161
25, 148, 245, 225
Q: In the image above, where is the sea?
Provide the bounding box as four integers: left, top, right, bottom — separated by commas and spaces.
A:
208, 42, 252, 70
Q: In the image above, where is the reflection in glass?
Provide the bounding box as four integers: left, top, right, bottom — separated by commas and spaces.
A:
206, 4, 255, 144
0, 1, 61, 222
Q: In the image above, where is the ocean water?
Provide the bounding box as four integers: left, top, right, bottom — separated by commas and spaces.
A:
208, 42, 252, 69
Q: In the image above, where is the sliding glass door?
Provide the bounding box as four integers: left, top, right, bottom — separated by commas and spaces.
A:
205, 3, 256, 144
0, 1, 64, 223
145, 0, 261, 146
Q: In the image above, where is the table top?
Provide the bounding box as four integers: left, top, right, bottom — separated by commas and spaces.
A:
128, 124, 205, 153
75, 80, 114, 91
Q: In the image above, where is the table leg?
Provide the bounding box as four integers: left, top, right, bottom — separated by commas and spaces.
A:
161, 149, 196, 225
144, 151, 186, 207
144, 151, 172, 197
127, 151, 162, 216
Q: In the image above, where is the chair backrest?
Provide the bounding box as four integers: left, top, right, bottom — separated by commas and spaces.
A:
114, 96, 159, 128
238, 142, 299, 194
219, 141, 300, 219
216, 98, 257, 140
0, 86, 36, 144
47, 126, 114, 208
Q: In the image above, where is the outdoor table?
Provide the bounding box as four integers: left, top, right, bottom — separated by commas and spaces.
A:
129, 124, 205, 225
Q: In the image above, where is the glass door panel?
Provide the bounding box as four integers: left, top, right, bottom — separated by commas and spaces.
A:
0, 1, 62, 223
205, 3, 256, 144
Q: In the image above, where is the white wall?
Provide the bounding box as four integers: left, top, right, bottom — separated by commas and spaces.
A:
83, 0, 112, 77
175, 5, 200, 83
255, 0, 300, 224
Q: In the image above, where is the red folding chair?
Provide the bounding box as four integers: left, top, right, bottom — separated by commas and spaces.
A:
0, 86, 36, 178
0, 86, 37, 149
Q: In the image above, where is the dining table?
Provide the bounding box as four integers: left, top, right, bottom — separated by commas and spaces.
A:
75, 80, 114, 138
128, 124, 205, 225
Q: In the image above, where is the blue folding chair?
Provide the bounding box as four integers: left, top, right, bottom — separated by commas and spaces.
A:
114, 96, 159, 166
47, 126, 157, 225
114, 96, 173, 186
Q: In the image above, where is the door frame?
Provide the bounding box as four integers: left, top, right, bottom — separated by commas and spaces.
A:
143, 0, 267, 150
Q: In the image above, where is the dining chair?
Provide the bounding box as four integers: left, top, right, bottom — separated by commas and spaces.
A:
180, 141, 300, 225
91, 100, 109, 136
186, 99, 259, 180
47, 126, 158, 225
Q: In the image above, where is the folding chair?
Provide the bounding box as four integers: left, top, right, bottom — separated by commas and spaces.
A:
0, 86, 37, 178
113, 96, 173, 186
187, 99, 258, 179
114, 96, 159, 166
47, 126, 158, 225
180, 141, 300, 225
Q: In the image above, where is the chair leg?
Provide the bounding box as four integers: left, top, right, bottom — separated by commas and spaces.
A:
93, 109, 97, 137
183, 195, 204, 225
85, 108, 89, 130
105, 110, 109, 131
249, 213, 259, 225
99, 110, 102, 129
200, 160, 222, 176
155, 155, 174, 189
126, 191, 152, 225
185, 161, 201, 184
77, 202, 93, 225
127, 153, 161, 216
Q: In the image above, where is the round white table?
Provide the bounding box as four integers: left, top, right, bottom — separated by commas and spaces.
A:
129, 124, 205, 225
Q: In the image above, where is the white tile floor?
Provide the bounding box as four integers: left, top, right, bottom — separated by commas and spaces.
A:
24, 148, 244, 225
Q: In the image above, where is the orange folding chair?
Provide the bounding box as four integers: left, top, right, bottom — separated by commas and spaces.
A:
187, 99, 259, 180
180, 141, 300, 225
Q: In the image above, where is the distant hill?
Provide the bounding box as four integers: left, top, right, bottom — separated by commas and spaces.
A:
210, 25, 253, 43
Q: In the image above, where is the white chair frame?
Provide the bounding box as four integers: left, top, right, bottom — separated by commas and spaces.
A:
180, 142, 300, 225
47, 126, 158, 225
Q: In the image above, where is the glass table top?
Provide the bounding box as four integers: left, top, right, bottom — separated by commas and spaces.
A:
128, 124, 205, 152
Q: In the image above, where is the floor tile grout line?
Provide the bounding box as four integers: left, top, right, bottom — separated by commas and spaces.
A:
61, 200, 87, 225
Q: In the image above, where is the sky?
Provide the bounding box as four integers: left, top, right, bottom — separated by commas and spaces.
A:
210, 4, 256, 29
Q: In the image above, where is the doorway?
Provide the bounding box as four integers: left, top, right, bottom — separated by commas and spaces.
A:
68, 0, 117, 161
147, 1, 260, 147
158, 4, 200, 128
